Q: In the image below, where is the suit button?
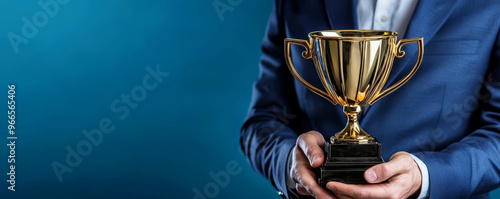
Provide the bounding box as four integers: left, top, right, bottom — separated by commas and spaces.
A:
278, 191, 287, 199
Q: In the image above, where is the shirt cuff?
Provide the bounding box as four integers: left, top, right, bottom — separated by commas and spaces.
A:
410, 154, 430, 199
286, 145, 296, 190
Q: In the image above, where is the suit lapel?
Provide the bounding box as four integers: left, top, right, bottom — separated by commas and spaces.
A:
385, 0, 459, 88
360, 0, 458, 118
323, 0, 358, 29
323, 0, 459, 117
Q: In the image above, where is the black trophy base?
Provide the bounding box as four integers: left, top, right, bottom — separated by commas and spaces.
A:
318, 142, 384, 187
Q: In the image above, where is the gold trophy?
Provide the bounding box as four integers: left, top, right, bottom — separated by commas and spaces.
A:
284, 30, 423, 185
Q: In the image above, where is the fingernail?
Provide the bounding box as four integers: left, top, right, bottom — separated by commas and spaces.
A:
310, 155, 319, 165
327, 183, 336, 192
366, 169, 377, 182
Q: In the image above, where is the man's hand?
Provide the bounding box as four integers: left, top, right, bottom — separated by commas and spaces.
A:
326, 152, 422, 199
290, 131, 336, 198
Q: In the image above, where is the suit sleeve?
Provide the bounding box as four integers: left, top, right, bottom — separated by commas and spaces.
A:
413, 31, 500, 198
240, 0, 301, 197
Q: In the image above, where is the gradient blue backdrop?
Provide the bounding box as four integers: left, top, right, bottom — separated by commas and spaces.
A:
0, 0, 498, 198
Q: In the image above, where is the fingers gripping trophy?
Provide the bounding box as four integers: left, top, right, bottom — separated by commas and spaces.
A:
284, 30, 424, 186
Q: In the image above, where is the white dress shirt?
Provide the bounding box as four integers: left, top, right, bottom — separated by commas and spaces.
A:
357, 1, 429, 199
358, 0, 418, 40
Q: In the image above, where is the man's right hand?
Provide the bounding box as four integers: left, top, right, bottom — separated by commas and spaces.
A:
290, 131, 336, 198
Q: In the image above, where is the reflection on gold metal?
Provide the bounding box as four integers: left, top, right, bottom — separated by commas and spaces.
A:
284, 30, 424, 144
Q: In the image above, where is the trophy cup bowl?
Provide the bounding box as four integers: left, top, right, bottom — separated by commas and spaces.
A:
284, 30, 423, 185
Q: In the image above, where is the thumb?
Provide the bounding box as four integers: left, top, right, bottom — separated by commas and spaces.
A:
296, 131, 326, 168
364, 152, 413, 183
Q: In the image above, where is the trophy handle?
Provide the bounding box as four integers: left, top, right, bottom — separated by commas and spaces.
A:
368, 37, 424, 105
284, 38, 337, 105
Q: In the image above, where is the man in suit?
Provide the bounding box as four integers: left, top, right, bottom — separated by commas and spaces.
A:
241, 0, 500, 198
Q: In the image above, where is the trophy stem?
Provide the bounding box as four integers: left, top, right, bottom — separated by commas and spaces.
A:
331, 105, 375, 144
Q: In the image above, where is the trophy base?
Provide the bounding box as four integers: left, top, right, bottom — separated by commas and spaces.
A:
318, 142, 384, 186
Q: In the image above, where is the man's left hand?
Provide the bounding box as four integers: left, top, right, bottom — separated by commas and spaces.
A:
326, 152, 422, 199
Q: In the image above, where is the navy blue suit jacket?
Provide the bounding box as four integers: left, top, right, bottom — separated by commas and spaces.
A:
241, 0, 500, 198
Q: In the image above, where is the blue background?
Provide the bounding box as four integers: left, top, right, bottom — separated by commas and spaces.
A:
0, 0, 498, 198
